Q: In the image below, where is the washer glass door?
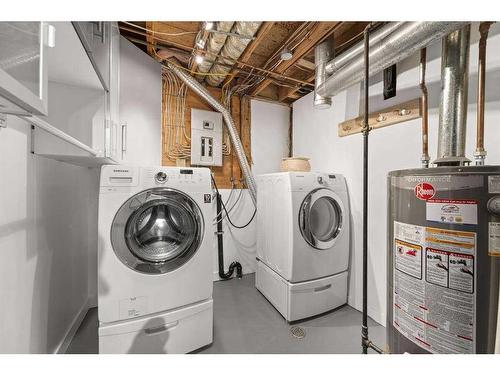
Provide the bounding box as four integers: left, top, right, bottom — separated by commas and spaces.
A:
111, 188, 204, 274
299, 188, 343, 250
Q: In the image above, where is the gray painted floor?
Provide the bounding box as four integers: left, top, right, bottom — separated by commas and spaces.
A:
66, 274, 386, 354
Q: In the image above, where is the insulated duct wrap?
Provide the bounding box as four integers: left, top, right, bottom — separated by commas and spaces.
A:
196, 22, 234, 78
317, 22, 468, 98
165, 61, 257, 205
206, 22, 261, 86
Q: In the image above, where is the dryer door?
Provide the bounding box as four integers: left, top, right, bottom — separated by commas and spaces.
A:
111, 188, 204, 274
299, 188, 344, 250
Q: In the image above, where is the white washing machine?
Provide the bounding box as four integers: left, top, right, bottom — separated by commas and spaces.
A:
97, 165, 214, 353
255, 172, 350, 322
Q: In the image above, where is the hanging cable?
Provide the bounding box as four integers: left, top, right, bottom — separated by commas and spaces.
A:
211, 174, 256, 229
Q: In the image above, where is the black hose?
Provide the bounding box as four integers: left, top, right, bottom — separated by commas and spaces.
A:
216, 192, 243, 280
212, 174, 256, 229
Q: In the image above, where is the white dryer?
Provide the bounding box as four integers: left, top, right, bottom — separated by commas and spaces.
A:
255, 172, 350, 322
97, 165, 213, 353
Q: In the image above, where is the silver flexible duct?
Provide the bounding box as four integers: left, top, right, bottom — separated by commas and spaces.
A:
165, 60, 257, 206
324, 22, 405, 76
314, 36, 335, 108
435, 25, 471, 166
316, 22, 468, 98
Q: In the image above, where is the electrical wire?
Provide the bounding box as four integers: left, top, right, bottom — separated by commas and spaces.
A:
122, 21, 198, 37
213, 186, 244, 225
211, 174, 256, 229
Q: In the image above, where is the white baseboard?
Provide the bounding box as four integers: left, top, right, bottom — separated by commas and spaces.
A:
88, 293, 97, 308
54, 299, 89, 354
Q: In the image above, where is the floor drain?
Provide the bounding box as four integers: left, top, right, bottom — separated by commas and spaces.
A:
290, 326, 306, 339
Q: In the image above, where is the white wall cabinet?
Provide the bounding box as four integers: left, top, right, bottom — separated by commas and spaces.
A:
1, 21, 159, 168
0, 22, 51, 116
73, 22, 111, 92
28, 22, 122, 166
119, 36, 162, 166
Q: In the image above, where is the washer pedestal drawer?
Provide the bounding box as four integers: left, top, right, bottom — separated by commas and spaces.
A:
98, 299, 213, 354
256, 260, 347, 322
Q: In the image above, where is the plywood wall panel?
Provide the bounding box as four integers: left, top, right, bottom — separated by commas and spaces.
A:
161, 84, 251, 189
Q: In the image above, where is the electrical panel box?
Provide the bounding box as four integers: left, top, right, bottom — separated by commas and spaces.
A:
190, 108, 223, 166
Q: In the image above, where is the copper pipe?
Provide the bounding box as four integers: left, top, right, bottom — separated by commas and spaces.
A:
419, 48, 430, 168
475, 22, 493, 165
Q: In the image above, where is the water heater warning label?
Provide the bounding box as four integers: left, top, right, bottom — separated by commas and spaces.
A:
393, 221, 476, 354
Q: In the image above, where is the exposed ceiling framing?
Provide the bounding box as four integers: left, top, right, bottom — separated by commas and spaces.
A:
119, 21, 374, 104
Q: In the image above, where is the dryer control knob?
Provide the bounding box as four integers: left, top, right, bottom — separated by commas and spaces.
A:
317, 176, 324, 185
487, 196, 500, 215
155, 171, 168, 183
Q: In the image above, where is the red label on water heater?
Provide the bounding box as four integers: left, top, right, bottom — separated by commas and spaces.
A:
415, 182, 435, 201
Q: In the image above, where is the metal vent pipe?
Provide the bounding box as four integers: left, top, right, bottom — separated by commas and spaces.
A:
316, 22, 468, 99
324, 22, 404, 76
314, 36, 335, 108
434, 25, 471, 166
165, 60, 257, 205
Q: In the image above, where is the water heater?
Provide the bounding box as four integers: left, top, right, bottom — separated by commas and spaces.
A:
387, 166, 500, 354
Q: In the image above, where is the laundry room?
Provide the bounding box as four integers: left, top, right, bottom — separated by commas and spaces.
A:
1, 1, 499, 373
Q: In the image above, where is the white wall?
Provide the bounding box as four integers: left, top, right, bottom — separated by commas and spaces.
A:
251, 99, 290, 175
213, 100, 290, 279
292, 23, 500, 325
0, 116, 94, 353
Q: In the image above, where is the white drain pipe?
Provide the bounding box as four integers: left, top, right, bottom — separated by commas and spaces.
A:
165, 60, 257, 206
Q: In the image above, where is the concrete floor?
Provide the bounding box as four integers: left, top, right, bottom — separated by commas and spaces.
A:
66, 274, 386, 354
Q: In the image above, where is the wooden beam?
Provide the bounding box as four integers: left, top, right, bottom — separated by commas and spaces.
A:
278, 73, 315, 102
338, 98, 421, 137
222, 22, 275, 87
249, 22, 340, 96
296, 58, 315, 71
145, 21, 156, 56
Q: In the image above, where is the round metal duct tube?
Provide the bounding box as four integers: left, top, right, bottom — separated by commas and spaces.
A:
316, 22, 468, 98
324, 22, 405, 76
314, 37, 334, 109
435, 25, 471, 166
165, 61, 257, 206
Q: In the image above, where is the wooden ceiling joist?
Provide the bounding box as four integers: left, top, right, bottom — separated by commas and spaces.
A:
276, 22, 370, 102
121, 21, 377, 104
250, 22, 340, 97
222, 21, 275, 87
